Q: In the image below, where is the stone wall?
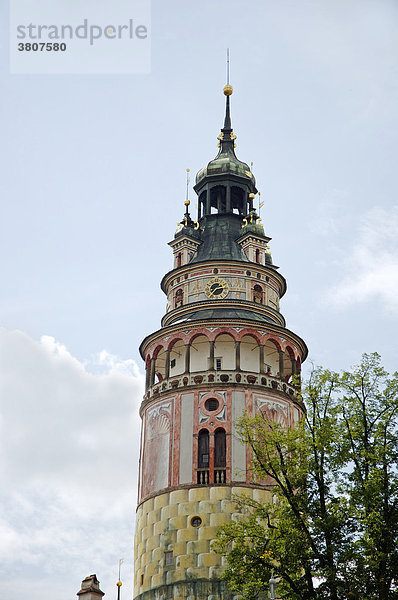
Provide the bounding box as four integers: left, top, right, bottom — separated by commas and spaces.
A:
134, 486, 271, 598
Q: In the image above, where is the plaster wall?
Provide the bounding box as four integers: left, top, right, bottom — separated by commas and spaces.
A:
190, 337, 210, 372
240, 337, 260, 371
231, 391, 246, 482
179, 393, 194, 484
214, 336, 235, 370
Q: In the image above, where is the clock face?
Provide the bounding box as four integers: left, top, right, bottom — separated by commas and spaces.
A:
204, 277, 229, 300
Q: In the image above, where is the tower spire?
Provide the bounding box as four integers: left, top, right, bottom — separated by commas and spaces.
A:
223, 49, 233, 132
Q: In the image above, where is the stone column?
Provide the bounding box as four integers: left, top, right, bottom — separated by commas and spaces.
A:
291, 358, 298, 386
209, 340, 215, 370
226, 185, 231, 213
279, 351, 285, 380
165, 349, 170, 379
235, 341, 241, 371
291, 358, 297, 376
184, 344, 191, 374
145, 360, 151, 390
206, 186, 211, 215
259, 345, 265, 373
150, 357, 156, 387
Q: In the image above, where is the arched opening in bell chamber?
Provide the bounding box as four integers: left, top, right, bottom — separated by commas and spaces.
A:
214, 333, 235, 371
240, 334, 260, 372
168, 339, 185, 376
190, 335, 210, 372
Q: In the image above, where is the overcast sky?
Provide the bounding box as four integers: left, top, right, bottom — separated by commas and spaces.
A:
1, 1, 398, 599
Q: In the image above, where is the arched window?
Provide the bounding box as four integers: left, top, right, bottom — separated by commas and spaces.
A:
174, 288, 183, 308
214, 429, 226, 467
198, 430, 209, 468
214, 428, 226, 483
197, 429, 209, 484
253, 284, 263, 304
255, 248, 261, 264
176, 252, 182, 267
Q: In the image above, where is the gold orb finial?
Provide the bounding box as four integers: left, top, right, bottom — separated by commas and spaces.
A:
184, 200, 190, 206
116, 581, 122, 587
249, 193, 256, 199
223, 84, 233, 96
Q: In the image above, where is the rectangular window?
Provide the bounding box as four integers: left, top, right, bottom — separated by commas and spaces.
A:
165, 551, 173, 566
170, 358, 176, 368
264, 364, 271, 374
215, 357, 222, 371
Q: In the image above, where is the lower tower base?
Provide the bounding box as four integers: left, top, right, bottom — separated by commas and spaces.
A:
134, 486, 271, 599
134, 579, 233, 600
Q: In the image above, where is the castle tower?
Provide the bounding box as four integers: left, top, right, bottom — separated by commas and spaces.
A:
133, 84, 307, 600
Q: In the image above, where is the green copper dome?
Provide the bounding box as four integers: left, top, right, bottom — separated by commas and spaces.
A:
196, 144, 256, 185
195, 88, 256, 187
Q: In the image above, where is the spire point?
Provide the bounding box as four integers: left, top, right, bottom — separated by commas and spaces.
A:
221, 48, 233, 130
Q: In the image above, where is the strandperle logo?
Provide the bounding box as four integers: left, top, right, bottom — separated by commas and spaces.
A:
16, 18, 148, 45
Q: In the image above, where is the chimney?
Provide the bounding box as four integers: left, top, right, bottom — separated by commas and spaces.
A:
77, 574, 105, 600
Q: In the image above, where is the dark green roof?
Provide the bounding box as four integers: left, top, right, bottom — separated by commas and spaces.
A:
190, 214, 249, 263
168, 308, 274, 325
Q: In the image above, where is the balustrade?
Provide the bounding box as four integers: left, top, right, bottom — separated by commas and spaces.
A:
144, 368, 299, 402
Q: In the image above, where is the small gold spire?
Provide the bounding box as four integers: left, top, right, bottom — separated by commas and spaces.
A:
185, 168, 190, 207
249, 193, 255, 200
223, 84, 233, 96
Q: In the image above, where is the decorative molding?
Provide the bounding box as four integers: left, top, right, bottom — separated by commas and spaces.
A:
216, 406, 227, 422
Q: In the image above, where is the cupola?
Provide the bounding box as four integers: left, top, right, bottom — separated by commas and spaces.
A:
194, 85, 257, 219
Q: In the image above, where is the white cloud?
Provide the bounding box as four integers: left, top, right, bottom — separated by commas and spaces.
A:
308, 188, 349, 237
0, 328, 144, 600
323, 206, 398, 313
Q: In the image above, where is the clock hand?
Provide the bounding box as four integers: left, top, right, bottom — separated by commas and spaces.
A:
208, 285, 223, 298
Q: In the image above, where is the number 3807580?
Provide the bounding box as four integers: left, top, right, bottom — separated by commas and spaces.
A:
18, 42, 67, 51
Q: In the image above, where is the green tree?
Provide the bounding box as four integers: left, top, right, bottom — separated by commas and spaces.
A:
213, 354, 398, 600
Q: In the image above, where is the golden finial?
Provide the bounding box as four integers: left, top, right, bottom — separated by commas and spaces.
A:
249, 193, 255, 200
116, 559, 124, 599
224, 48, 233, 95
185, 168, 190, 207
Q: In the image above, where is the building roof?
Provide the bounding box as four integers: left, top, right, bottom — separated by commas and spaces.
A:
167, 307, 274, 325
189, 213, 249, 263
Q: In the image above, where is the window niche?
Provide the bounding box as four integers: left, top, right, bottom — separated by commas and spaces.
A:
174, 288, 183, 308
253, 284, 263, 304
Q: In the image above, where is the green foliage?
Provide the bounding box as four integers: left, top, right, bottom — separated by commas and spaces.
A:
213, 354, 398, 600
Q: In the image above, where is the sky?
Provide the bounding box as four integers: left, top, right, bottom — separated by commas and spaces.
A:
1, 0, 398, 598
